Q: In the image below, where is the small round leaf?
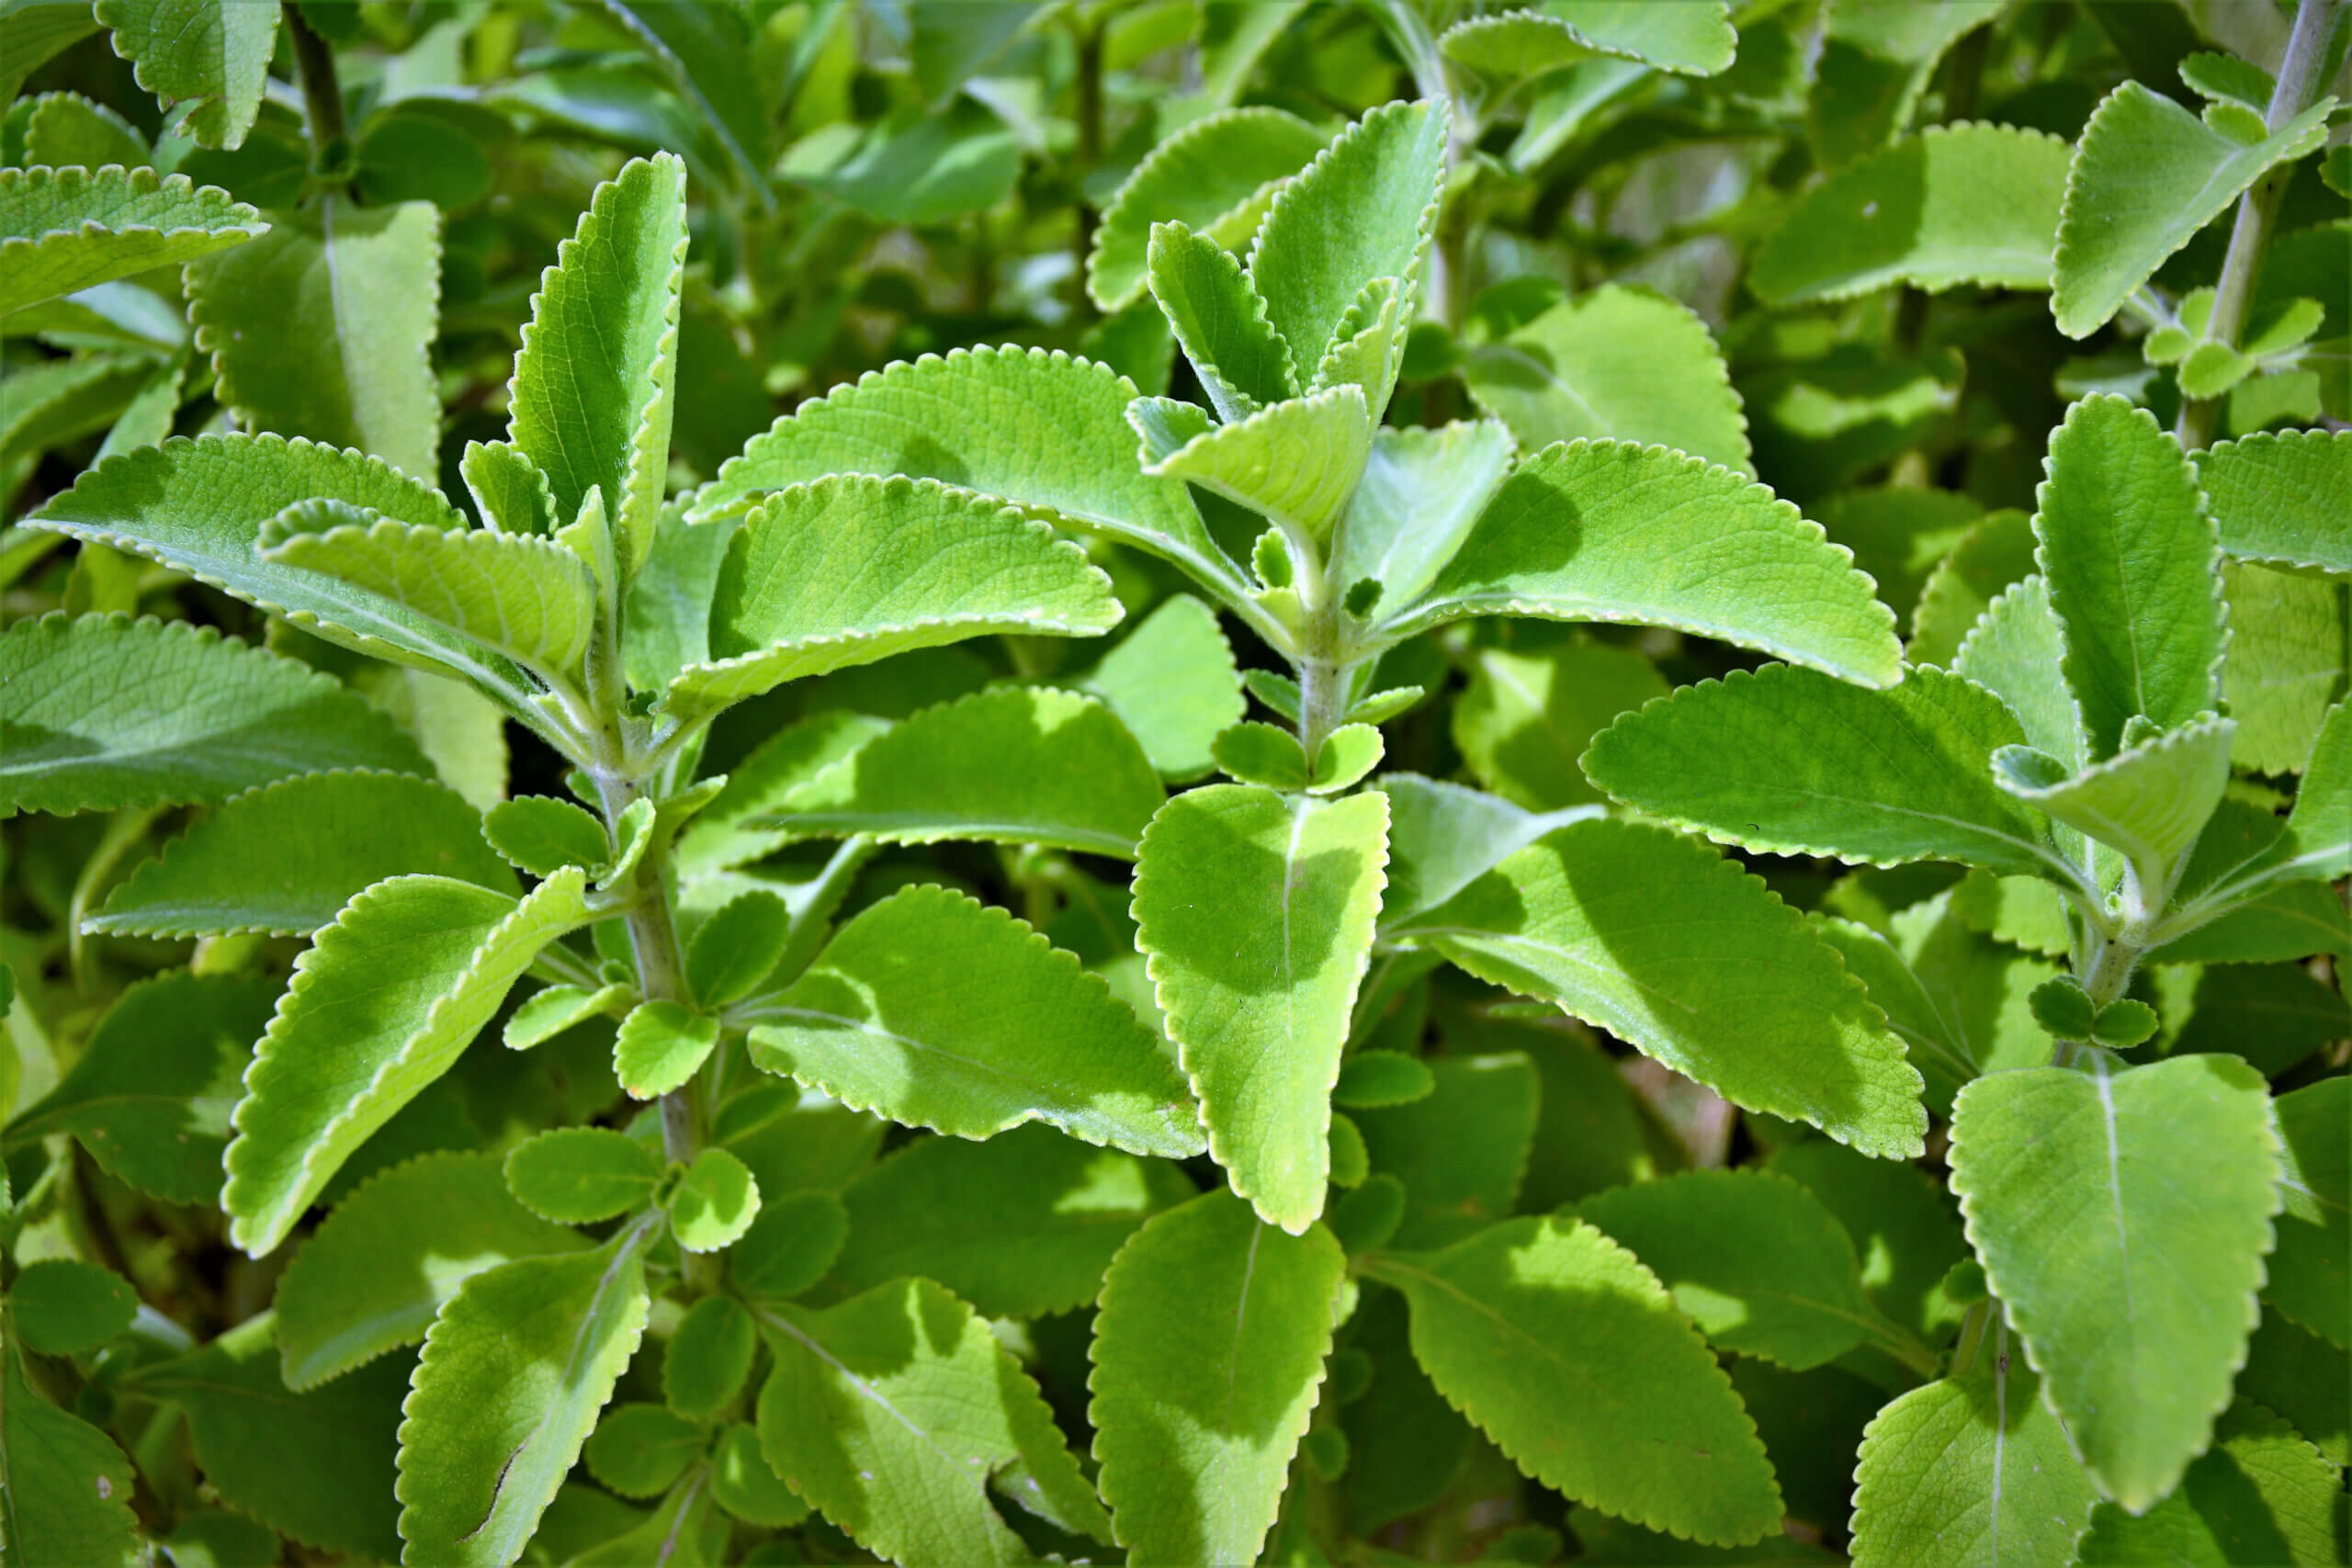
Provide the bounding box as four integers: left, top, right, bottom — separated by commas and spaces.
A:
670, 1147, 760, 1253
503, 1127, 662, 1224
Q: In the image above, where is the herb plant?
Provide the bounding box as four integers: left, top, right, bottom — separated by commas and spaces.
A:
0, 4, 2346, 1567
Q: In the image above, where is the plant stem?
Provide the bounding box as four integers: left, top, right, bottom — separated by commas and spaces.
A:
2174, 0, 2340, 450
1070, 15, 1104, 318
283, 2, 346, 154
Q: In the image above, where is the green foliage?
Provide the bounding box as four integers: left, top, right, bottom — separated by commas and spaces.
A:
0, 164, 263, 317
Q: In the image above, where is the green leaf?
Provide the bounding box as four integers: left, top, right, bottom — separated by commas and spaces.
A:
729, 1190, 851, 1302
1367, 1213, 1782, 1546
1, 613, 431, 816
1378, 773, 1595, 930
1768, 1136, 1969, 1352
2053, 83, 2335, 337
395, 1229, 654, 1568
746, 884, 1203, 1157
1392, 441, 1903, 686
1145, 385, 1372, 544
1090, 1190, 1346, 1566
1248, 98, 1447, 389
1452, 638, 1671, 812
95, 0, 277, 148
91, 772, 513, 938
223, 867, 589, 1257
1751, 126, 2070, 306
1410, 818, 1927, 1157
1351, 1053, 1540, 1248
1132, 784, 1390, 1231
1956, 575, 2087, 773
1333, 1051, 1436, 1110
666, 476, 1121, 725
481, 795, 609, 878
616, 999, 719, 1100
1996, 715, 2234, 896
2034, 395, 2225, 759
503, 982, 628, 1050
691, 346, 1242, 604
21, 89, 145, 171
134, 1314, 406, 1558
676, 711, 892, 876
1069, 593, 1244, 783
664, 1295, 756, 1421
1849, 1317, 2099, 1568
503, 1127, 663, 1225
264, 511, 599, 676
1908, 507, 2039, 669
829, 1122, 1194, 1319
510, 153, 686, 581
1585, 664, 2065, 882
186, 197, 442, 481
2075, 1399, 2343, 1567
0, 169, 261, 314
711, 1421, 808, 1528
1332, 420, 1517, 616
2267, 1077, 2346, 1349
2196, 428, 2352, 575
779, 99, 1019, 225
1210, 720, 1310, 789
8, 1258, 136, 1355
1148, 220, 1295, 423
584, 1403, 702, 1498
1947, 1053, 2281, 1510
0, 1344, 139, 1568
2222, 561, 2346, 775
4, 972, 274, 1203
1088, 106, 1332, 311
460, 440, 560, 537
2239, 1314, 2349, 1468
594, 0, 770, 197
1542, 0, 1736, 74
765, 686, 1164, 858
755, 1275, 1110, 1567
1577, 1170, 1884, 1370
275, 1150, 590, 1391
0, 3, 101, 106
685, 891, 788, 1008
1462, 286, 1752, 475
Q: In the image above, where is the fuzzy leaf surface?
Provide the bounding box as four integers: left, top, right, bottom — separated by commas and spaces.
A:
2075, 1398, 2344, 1566
1377, 773, 1593, 931
1333, 420, 1517, 615
1148, 221, 1295, 422
93, 0, 276, 148
2195, 429, 2352, 575
0, 165, 263, 317
1997, 715, 2234, 893
1069, 593, 1244, 783
1544, 0, 1735, 73
1145, 386, 1372, 543
1088, 107, 1332, 310
2267, 1077, 2346, 1349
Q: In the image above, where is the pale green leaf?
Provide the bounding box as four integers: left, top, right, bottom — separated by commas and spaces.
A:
395, 1229, 653, 1568
90, 771, 514, 938
1908, 507, 2039, 670
1955, 575, 2086, 772
275, 1150, 590, 1391
1248, 98, 1446, 389
1210, 720, 1309, 789
2222, 561, 2346, 774
671, 1146, 759, 1251
2075, 1399, 2343, 1566
1090, 1189, 1345, 1566
1333, 420, 1516, 615
186, 197, 442, 482
829, 1123, 1194, 1319
729, 1190, 850, 1302
460, 439, 560, 537
1132, 784, 1390, 1231
615, 999, 719, 1101
664, 1296, 756, 1421
1751, 125, 2070, 306
1410, 818, 1928, 1157
1440, 10, 1598, 78
2267, 1077, 2346, 1349
1849, 1317, 2099, 1568
0, 613, 430, 816
755, 1276, 1110, 1567
509, 153, 686, 580
2034, 395, 2225, 759
666, 475, 1120, 725
1367, 1213, 1781, 1545
1451, 638, 1670, 811
2054, 84, 2334, 337
503, 1127, 663, 1225
675, 710, 892, 876
95, 0, 277, 148
1391, 441, 1903, 686
0, 165, 260, 319
745, 884, 1204, 1157
1144, 385, 1372, 543
1543, 0, 1736, 74
2197, 428, 2352, 575
1462, 287, 1752, 474
1376, 773, 1595, 930
1148, 220, 1295, 423
1332, 1051, 1436, 1110
1310, 273, 1412, 418
503, 982, 628, 1050
1948, 1053, 2281, 1510
690, 345, 1243, 604
481, 795, 609, 878
1069, 593, 1244, 783
223, 868, 589, 1257
583, 1404, 700, 1499
1088, 107, 1332, 311
0, 1344, 139, 1568
1996, 715, 2234, 896
685, 891, 788, 1009
1584, 664, 2066, 882
764, 686, 1164, 859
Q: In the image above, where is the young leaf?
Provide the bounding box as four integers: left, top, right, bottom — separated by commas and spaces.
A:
481, 795, 609, 878
1544, 0, 1736, 74
1954, 574, 2086, 771
1366, 1214, 1782, 1546
765, 686, 1164, 859
1947, 1053, 2281, 1510
1145, 385, 1373, 544
503, 1127, 664, 1225
223, 868, 590, 1257
729, 1190, 851, 1303
1069, 593, 1245, 783
8, 1259, 136, 1356
670, 1147, 758, 1251
615, 999, 720, 1100
1391, 441, 1903, 687
2267, 1077, 2346, 1349
0, 1344, 140, 1567
186, 197, 443, 482
755, 1276, 1110, 1567
94, 0, 277, 149
0, 165, 263, 317
666, 476, 1121, 724
1090, 1190, 1346, 1566
1376, 773, 1596, 931
0, 613, 429, 815
1750, 125, 2070, 305
2053, 83, 2334, 337
664, 1295, 756, 1421
583, 1404, 701, 1499
2033, 395, 2225, 759
1461, 286, 1753, 474
1584, 664, 2065, 882
1247, 98, 1448, 389
275, 1151, 590, 1391
1996, 714, 2234, 896
395, 1229, 654, 1568
1131, 784, 1391, 1231
1211, 721, 1311, 790
1088, 106, 1333, 310
460, 440, 560, 537
2196, 428, 2352, 575
2075, 1399, 2342, 1566
1409, 818, 1928, 1158
1332, 420, 1517, 615
745, 885, 1204, 1157
684, 890, 788, 1008
91, 771, 514, 938
1849, 1318, 2099, 1568
829, 1123, 1194, 1320
1148, 220, 1296, 422
508, 153, 687, 579
3, 971, 274, 1204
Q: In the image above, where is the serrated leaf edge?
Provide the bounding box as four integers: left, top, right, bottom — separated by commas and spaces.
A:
0, 163, 263, 243
1147, 218, 1298, 419
1086, 106, 1329, 311
2198, 427, 2352, 574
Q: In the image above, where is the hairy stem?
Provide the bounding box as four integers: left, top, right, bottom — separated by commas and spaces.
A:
2174, 0, 2340, 450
